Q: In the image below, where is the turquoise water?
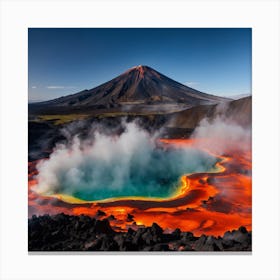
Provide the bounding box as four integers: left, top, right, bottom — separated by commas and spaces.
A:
57, 147, 218, 201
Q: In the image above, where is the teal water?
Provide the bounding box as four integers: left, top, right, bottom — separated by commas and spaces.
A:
57, 147, 218, 201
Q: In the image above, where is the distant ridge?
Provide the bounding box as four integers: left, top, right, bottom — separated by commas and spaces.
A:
168, 96, 252, 128
229, 93, 251, 100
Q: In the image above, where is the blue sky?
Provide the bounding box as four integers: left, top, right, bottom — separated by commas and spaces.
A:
28, 28, 251, 101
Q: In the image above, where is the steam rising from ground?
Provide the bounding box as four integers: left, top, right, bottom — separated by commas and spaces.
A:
191, 116, 251, 155
35, 123, 218, 201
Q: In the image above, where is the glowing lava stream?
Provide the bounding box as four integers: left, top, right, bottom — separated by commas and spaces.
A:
28, 138, 252, 236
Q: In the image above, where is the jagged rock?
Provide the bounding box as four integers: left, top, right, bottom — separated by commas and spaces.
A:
239, 226, 248, 234
223, 228, 249, 244
222, 227, 252, 250
96, 210, 106, 217
86, 238, 103, 251
127, 228, 135, 236
168, 240, 186, 251
114, 234, 137, 251
151, 223, 163, 235
161, 233, 176, 243
28, 214, 252, 252
152, 243, 170, 251
126, 213, 134, 222
100, 236, 119, 251
193, 235, 207, 251
181, 232, 196, 243
132, 229, 145, 246
182, 244, 193, 251
214, 237, 224, 251
142, 230, 154, 245
203, 236, 221, 251
108, 215, 116, 221
114, 234, 125, 248
94, 219, 114, 234
171, 228, 181, 239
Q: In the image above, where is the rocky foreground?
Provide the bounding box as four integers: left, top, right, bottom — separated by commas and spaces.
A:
28, 214, 251, 251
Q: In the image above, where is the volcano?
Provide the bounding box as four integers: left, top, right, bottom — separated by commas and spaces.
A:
30, 65, 229, 113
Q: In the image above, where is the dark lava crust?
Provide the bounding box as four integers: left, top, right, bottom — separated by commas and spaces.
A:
28, 214, 252, 252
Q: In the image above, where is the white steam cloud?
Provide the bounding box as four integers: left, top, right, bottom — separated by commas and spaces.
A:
35, 122, 217, 201
191, 116, 251, 155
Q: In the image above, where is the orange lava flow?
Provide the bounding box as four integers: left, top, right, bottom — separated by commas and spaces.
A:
28, 138, 252, 237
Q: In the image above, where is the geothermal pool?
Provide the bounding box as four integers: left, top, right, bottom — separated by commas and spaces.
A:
33, 123, 221, 202
36, 146, 219, 202
28, 124, 252, 236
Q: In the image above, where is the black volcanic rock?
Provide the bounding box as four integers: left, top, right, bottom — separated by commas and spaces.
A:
181, 232, 196, 243
94, 219, 114, 234
126, 213, 134, 222
96, 210, 106, 217
28, 121, 64, 161
86, 238, 103, 251
171, 228, 181, 239
152, 243, 170, 251
151, 222, 163, 236
108, 214, 116, 221
114, 234, 138, 251
28, 214, 251, 251
99, 235, 119, 251
132, 229, 145, 246
142, 230, 154, 246
222, 227, 251, 250
193, 234, 207, 251
203, 236, 221, 251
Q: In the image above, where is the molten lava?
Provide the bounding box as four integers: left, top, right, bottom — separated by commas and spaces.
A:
28, 138, 252, 237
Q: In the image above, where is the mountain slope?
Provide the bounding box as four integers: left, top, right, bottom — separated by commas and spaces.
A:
31, 65, 229, 111
168, 96, 252, 128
